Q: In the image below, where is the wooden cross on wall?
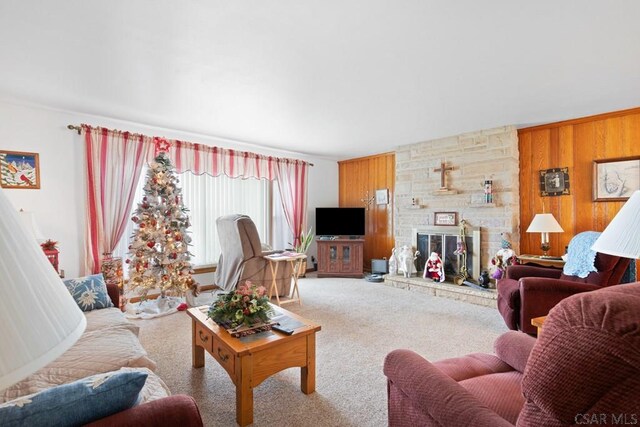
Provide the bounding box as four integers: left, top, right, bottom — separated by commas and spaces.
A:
434, 161, 455, 191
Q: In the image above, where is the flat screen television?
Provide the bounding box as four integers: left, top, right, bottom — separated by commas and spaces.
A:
315, 207, 365, 237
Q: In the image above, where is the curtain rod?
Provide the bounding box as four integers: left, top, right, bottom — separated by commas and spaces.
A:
66, 124, 314, 166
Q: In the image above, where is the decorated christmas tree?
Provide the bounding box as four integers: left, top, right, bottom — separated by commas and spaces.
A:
127, 152, 194, 300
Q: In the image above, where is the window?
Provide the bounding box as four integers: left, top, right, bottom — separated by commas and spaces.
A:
113, 169, 287, 270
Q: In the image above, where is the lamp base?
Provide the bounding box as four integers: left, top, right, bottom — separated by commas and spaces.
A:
540, 242, 551, 258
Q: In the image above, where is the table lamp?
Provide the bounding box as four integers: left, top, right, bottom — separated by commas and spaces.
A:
0, 188, 86, 391
526, 213, 564, 257
591, 190, 640, 259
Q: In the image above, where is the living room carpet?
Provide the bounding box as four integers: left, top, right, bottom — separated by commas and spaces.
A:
133, 275, 509, 426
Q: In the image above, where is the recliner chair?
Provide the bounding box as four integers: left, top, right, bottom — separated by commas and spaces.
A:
213, 214, 292, 296
384, 283, 640, 426
496, 232, 630, 335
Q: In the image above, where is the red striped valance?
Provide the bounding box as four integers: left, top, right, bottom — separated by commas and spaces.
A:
80, 124, 310, 181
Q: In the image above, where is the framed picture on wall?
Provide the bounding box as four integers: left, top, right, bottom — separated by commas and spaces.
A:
434, 212, 457, 226
539, 167, 570, 196
593, 156, 640, 201
375, 188, 389, 205
0, 150, 40, 189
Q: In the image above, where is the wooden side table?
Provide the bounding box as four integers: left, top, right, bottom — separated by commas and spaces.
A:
531, 316, 546, 336
517, 254, 565, 269
263, 253, 307, 306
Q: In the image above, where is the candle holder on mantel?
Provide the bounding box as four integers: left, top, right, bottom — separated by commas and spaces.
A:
101, 253, 125, 310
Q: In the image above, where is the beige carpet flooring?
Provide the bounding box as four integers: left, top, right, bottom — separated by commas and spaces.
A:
133, 275, 509, 426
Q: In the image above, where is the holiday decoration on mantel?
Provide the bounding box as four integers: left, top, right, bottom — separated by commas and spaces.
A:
127, 151, 195, 304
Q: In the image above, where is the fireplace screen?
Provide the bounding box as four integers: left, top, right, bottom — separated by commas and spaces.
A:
412, 225, 481, 282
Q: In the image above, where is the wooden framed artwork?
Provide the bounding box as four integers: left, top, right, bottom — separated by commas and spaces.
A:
593, 156, 640, 201
434, 212, 457, 226
539, 167, 570, 196
0, 150, 40, 189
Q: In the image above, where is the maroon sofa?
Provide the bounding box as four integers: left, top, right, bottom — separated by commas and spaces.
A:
496, 251, 630, 334
384, 283, 640, 426
86, 394, 203, 427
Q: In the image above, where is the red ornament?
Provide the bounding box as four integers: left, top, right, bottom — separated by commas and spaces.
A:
132, 216, 139, 223
175, 234, 182, 241
140, 222, 146, 228
147, 241, 155, 248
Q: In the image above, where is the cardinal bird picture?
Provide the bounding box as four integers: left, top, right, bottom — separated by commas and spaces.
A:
0, 151, 40, 189
19, 173, 34, 186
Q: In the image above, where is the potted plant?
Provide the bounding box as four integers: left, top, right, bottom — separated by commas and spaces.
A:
291, 227, 314, 277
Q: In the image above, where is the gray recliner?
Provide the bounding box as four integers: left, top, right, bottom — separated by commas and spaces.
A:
213, 214, 292, 296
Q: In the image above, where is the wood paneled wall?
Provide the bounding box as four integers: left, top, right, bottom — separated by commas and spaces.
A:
338, 153, 395, 271
519, 107, 640, 256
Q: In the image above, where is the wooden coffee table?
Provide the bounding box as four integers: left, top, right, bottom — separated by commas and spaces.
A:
187, 305, 321, 426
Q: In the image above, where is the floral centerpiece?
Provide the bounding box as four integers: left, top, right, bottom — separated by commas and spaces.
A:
207, 281, 274, 336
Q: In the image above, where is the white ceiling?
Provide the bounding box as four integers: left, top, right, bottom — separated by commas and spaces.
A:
1, 1, 639, 160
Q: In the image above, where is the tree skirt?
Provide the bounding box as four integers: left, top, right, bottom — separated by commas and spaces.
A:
125, 296, 185, 319
185, 288, 221, 308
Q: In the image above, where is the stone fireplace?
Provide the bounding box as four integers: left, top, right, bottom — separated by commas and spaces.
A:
394, 125, 521, 279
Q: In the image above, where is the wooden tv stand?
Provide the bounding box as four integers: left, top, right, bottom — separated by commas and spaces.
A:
317, 238, 364, 278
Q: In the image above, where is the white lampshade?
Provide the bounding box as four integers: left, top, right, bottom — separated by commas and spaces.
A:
18, 209, 45, 243
526, 213, 564, 233
591, 190, 640, 259
0, 189, 86, 391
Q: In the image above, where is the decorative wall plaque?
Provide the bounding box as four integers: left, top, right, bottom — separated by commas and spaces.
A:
539, 167, 570, 196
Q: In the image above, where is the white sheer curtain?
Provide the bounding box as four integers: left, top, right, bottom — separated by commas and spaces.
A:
178, 173, 271, 266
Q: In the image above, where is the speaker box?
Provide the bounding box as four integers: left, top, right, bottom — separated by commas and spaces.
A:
371, 259, 388, 274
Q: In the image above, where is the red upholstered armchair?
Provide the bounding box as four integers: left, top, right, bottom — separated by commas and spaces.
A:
384, 283, 640, 426
496, 250, 630, 335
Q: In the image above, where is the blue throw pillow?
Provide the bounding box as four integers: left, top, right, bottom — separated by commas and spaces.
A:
0, 370, 147, 427
63, 273, 114, 311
